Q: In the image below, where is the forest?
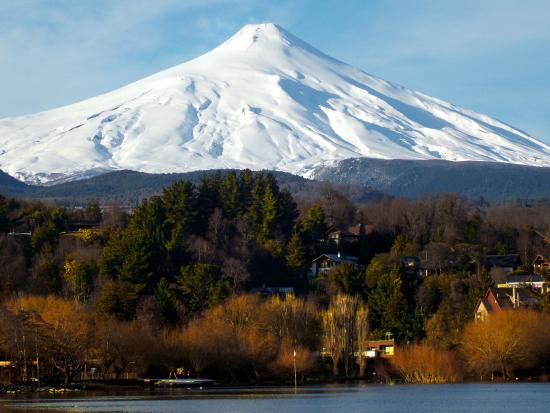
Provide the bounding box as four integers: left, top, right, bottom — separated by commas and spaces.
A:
1, 170, 550, 386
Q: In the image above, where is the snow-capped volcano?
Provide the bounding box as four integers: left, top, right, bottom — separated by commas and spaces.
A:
1, 23, 550, 184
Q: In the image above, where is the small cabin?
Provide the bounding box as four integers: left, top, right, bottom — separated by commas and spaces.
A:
365, 337, 395, 359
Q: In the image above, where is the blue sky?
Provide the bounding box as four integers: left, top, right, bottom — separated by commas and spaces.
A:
1, 0, 549, 142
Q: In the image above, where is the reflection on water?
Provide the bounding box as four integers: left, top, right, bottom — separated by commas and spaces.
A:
1, 384, 550, 413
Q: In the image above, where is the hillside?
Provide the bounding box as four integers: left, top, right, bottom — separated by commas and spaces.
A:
0, 169, 27, 195
3, 159, 550, 204
0, 169, 382, 206
312, 158, 550, 200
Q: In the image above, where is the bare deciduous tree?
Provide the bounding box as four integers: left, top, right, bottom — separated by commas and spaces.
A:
322, 294, 369, 377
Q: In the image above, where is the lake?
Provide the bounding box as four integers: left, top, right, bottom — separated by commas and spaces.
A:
1, 384, 549, 413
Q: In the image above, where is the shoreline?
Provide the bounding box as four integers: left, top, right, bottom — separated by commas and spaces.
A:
1, 378, 547, 396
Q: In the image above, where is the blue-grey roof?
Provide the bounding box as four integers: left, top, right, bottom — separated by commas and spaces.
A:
506, 274, 544, 284
312, 254, 359, 264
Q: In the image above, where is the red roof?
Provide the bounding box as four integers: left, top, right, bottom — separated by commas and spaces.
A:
477, 288, 511, 315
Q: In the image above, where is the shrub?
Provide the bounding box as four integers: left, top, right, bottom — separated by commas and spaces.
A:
392, 343, 462, 383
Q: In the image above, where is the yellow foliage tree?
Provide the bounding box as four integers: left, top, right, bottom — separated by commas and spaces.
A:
461, 310, 550, 380
8, 295, 94, 385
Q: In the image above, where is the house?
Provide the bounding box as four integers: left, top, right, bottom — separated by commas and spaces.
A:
326, 224, 374, 247
0, 361, 16, 385
308, 253, 362, 277
474, 289, 511, 320
249, 286, 295, 298
484, 254, 521, 273
7, 230, 31, 237
401, 256, 425, 278
402, 256, 420, 270
474, 287, 541, 321
497, 274, 546, 292
365, 336, 395, 359
533, 255, 550, 275
327, 228, 358, 246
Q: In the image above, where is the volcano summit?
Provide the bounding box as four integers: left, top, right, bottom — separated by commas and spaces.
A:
1, 23, 550, 184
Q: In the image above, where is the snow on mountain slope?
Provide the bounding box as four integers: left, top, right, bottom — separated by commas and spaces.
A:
1, 23, 550, 184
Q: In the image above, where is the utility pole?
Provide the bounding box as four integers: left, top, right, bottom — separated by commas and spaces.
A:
35, 327, 40, 387
22, 333, 27, 382
293, 349, 297, 389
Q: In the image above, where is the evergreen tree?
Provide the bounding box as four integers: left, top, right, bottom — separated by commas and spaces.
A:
154, 277, 180, 325
301, 204, 327, 257
162, 181, 196, 262
365, 255, 400, 336
221, 172, 239, 218
84, 201, 102, 222
33, 246, 61, 294
0, 196, 9, 233
260, 184, 278, 242
238, 169, 254, 210
94, 280, 140, 321
286, 232, 307, 282
100, 197, 168, 292
117, 228, 154, 290
248, 175, 264, 237
99, 230, 127, 279
381, 277, 422, 342
327, 263, 364, 297
197, 174, 222, 227
276, 189, 299, 240
177, 264, 230, 315
31, 221, 60, 253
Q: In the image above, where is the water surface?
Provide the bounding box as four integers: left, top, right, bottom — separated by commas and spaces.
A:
1, 384, 549, 413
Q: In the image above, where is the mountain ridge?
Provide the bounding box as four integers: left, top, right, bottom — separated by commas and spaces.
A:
0, 168, 382, 206
3, 158, 550, 204
1, 23, 550, 184
312, 158, 550, 200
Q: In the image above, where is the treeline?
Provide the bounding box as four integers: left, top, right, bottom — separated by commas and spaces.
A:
394, 310, 550, 383
3, 294, 550, 385
0, 293, 368, 385
2, 170, 550, 384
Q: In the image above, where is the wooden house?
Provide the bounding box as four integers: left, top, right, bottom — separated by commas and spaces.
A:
474, 287, 541, 321
308, 253, 362, 277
